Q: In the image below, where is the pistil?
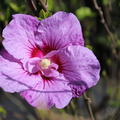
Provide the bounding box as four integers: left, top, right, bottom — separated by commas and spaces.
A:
40, 59, 51, 69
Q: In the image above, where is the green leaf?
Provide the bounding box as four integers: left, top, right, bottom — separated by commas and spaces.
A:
0, 13, 5, 21
48, 0, 54, 10
109, 100, 120, 107
102, 70, 107, 77
0, 106, 7, 118
86, 45, 93, 50
39, 10, 52, 20
9, 2, 20, 12
106, 58, 112, 66
75, 7, 95, 20
116, 40, 120, 48
102, 0, 109, 5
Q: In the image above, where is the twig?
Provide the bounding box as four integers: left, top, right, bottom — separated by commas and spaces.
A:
31, 0, 37, 11
26, 0, 37, 12
26, 0, 48, 15
38, 0, 48, 12
92, 0, 117, 56
83, 93, 95, 120
92, 0, 113, 39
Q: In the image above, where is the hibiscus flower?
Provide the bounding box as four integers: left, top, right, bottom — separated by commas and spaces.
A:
0, 12, 100, 109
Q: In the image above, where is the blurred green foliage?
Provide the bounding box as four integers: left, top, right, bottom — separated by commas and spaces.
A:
0, 106, 7, 119
0, 0, 26, 24
0, 0, 120, 120
75, 7, 95, 20
102, 0, 110, 5
39, 10, 52, 20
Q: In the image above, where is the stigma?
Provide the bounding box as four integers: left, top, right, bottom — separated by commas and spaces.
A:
40, 58, 51, 69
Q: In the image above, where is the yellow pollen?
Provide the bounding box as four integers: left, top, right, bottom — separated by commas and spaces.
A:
40, 59, 51, 69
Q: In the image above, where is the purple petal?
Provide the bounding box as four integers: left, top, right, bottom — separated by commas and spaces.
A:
20, 82, 53, 109
21, 76, 72, 109
53, 45, 100, 97
36, 11, 84, 53
2, 14, 39, 59
0, 50, 41, 93
22, 57, 40, 73
51, 80, 72, 108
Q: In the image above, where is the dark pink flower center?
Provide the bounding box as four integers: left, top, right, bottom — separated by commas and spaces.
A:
31, 47, 44, 58
23, 52, 60, 81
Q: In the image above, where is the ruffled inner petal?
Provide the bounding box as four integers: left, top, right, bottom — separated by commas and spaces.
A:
22, 57, 40, 73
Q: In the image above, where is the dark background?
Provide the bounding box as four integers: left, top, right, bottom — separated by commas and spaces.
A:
0, 0, 120, 120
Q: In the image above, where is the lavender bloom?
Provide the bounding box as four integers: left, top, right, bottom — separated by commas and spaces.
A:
0, 12, 100, 109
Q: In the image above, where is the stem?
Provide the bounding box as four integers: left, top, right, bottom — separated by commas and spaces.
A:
92, 0, 117, 57
83, 93, 95, 120
31, 0, 37, 11
92, 0, 113, 40
26, 0, 37, 13
26, 0, 48, 16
